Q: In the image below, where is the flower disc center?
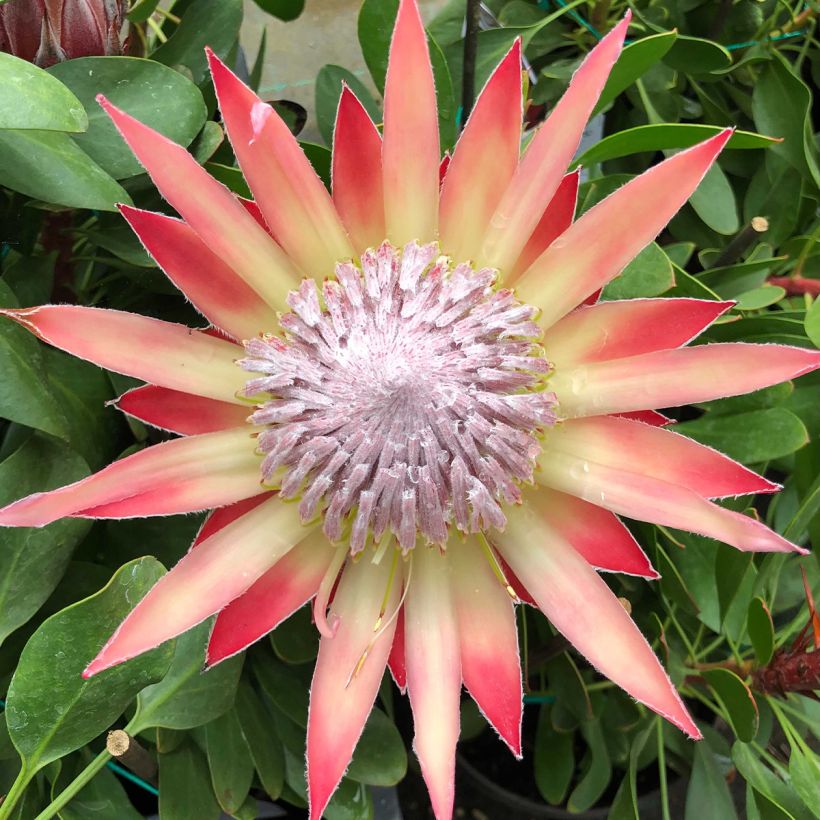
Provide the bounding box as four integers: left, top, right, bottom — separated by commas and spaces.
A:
240, 241, 557, 553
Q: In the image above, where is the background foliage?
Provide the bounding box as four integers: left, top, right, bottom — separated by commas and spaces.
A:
0, 0, 819, 817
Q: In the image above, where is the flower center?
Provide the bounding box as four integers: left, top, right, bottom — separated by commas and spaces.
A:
240, 241, 557, 553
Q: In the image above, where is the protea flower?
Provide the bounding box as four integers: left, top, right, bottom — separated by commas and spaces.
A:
1, 2, 818, 817
0, 0, 127, 67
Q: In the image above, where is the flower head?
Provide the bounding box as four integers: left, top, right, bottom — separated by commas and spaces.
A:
1, 2, 819, 818
0, 0, 127, 66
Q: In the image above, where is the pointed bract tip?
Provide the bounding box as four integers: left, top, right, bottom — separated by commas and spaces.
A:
82, 658, 102, 679
95, 93, 110, 109
205, 45, 224, 72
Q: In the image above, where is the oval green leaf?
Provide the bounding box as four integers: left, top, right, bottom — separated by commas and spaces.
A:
663, 36, 732, 74
151, 0, 243, 85
685, 741, 738, 820
702, 668, 758, 743
357, 0, 398, 94
346, 707, 407, 786
601, 242, 675, 300
234, 680, 284, 800
315, 64, 381, 147
805, 297, 820, 349
0, 129, 129, 211
159, 741, 221, 820
252, 0, 305, 20
0, 435, 90, 647
205, 707, 255, 815
747, 597, 775, 666
735, 286, 787, 311
593, 32, 677, 116
689, 162, 739, 235
575, 124, 778, 168
676, 407, 809, 464
789, 747, 820, 819
0, 280, 71, 439
129, 620, 243, 733
5, 557, 173, 773
48, 57, 207, 180
0, 52, 87, 132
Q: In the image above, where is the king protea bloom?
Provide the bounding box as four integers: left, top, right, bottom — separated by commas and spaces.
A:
1, 3, 818, 817
0, 0, 127, 66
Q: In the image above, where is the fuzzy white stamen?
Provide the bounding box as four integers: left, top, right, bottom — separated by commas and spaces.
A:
240, 241, 558, 552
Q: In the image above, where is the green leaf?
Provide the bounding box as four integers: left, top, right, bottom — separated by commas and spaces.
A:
129, 621, 243, 733
567, 718, 611, 813
251, 0, 304, 20
744, 159, 802, 248
0, 129, 130, 211
783, 471, 820, 543
752, 55, 820, 188
685, 741, 738, 820
689, 163, 739, 235
205, 707, 254, 815
428, 32, 457, 153
675, 408, 808, 464
249, 28, 267, 92
663, 36, 732, 74
747, 597, 775, 666
300, 142, 332, 189
51, 750, 142, 820
5, 558, 173, 774
702, 669, 758, 743
534, 706, 573, 805
234, 680, 284, 800
734, 741, 808, 818
655, 542, 700, 614
0, 52, 88, 133
270, 605, 318, 664
698, 384, 793, 417
205, 162, 251, 198
314, 64, 381, 147
593, 32, 677, 116
805, 298, 820, 349
48, 57, 207, 180
0, 280, 71, 440
253, 653, 310, 729
158, 741, 221, 820
346, 707, 406, 786
152, 0, 243, 85
789, 748, 820, 819
43, 349, 122, 471
127, 0, 160, 23
575, 124, 777, 167
0, 53, 87, 132
735, 286, 787, 311
601, 242, 674, 300
357, 0, 398, 94
606, 723, 654, 820
0, 435, 90, 646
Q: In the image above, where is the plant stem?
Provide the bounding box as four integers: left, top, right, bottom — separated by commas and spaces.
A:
32, 749, 111, 820
710, 217, 769, 269
461, 0, 481, 129
656, 717, 671, 820
0, 767, 34, 820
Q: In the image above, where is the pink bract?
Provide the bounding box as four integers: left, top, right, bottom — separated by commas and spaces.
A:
1, 2, 819, 818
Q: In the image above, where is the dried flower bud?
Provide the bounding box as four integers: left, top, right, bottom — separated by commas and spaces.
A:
0, 0, 127, 67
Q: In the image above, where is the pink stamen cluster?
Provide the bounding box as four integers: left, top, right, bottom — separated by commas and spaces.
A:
240, 241, 557, 552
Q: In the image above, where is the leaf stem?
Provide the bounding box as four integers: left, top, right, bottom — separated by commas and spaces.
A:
460, 0, 481, 129
0, 766, 34, 820
656, 717, 671, 820
31, 749, 111, 820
